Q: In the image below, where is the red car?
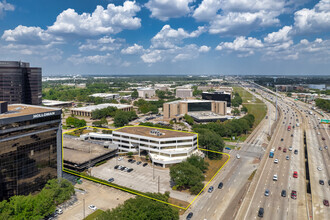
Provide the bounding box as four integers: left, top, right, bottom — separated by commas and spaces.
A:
278, 147, 282, 150
324, 200, 329, 207
293, 171, 298, 178
283, 148, 287, 153
291, 190, 297, 199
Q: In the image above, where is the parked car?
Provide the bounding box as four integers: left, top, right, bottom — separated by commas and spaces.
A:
124, 167, 129, 172
328, 180, 330, 186
274, 159, 279, 164
128, 159, 133, 162
114, 165, 119, 169
108, 178, 114, 183
143, 163, 148, 167
288, 147, 293, 151
118, 157, 123, 161
264, 189, 270, 196
319, 147, 323, 151
294, 149, 298, 155
273, 175, 278, 181
120, 166, 126, 171
218, 182, 223, 189
283, 148, 287, 153
291, 190, 297, 199
208, 186, 214, 193
225, 147, 231, 150
278, 147, 282, 150
186, 212, 193, 220
319, 180, 324, 185
325, 146, 328, 150
258, 208, 264, 217
286, 156, 290, 160
88, 205, 97, 211
323, 200, 329, 207
236, 154, 240, 159
317, 167, 322, 171
137, 161, 142, 165
281, 190, 286, 197
127, 168, 133, 173
322, 137, 325, 140
281, 138, 284, 141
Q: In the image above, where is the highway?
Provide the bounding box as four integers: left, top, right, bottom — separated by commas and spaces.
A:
181, 88, 277, 220
236, 90, 308, 220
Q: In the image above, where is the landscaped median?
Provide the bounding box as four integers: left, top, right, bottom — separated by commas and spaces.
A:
62, 126, 230, 211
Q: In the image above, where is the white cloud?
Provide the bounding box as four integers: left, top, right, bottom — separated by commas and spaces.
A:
145, 0, 194, 21
0, 0, 14, 16
216, 36, 263, 55
264, 26, 292, 43
121, 43, 144, 54
48, 1, 141, 36
199, 45, 211, 52
193, 0, 221, 21
293, 0, 330, 34
79, 36, 122, 51
194, 0, 287, 35
151, 25, 205, 49
2, 25, 61, 44
68, 53, 113, 65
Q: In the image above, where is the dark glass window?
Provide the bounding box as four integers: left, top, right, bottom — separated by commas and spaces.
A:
188, 102, 211, 111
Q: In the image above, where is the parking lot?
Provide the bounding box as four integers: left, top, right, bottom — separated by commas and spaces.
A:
92, 156, 195, 202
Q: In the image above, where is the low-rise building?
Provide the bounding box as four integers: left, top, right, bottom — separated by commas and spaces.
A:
138, 88, 155, 98
112, 126, 198, 167
89, 93, 119, 100
176, 88, 193, 98
71, 103, 133, 117
163, 100, 227, 120
42, 99, 73, 108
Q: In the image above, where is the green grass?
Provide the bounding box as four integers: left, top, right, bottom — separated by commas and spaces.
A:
233, 87, 267, 127
84, 209, 105, 220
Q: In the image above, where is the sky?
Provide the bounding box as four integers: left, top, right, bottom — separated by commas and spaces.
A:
0, 0, 330, 75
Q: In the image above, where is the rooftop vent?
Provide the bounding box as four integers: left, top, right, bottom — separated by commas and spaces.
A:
150, 129, 164, 136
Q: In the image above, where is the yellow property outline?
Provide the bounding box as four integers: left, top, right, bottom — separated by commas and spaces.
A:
62, 125, 230, 210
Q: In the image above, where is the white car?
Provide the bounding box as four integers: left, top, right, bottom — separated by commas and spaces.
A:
317, 167, 322, 171
88, 205, 97, 211
273, 175, 278, 181
288, 147, 293, 151
236, 154, 240, 159
118, 157, 123, 161
274, 159, 279, 164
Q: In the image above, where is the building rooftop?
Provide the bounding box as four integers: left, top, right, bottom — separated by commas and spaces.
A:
42, 99, 73, 106
114, 126, 195, 139
89, 93, 119, 98
71, 103, 132, 112
137, 87, 155, 91
0, 104, 60, 119
166, 99, 212, 104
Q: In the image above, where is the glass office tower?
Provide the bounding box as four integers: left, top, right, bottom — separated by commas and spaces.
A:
0, 103, 62, 201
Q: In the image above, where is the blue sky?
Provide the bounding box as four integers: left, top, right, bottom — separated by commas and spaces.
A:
0, 0, 329, 75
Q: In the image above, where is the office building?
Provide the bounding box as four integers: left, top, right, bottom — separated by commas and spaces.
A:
89, 93, 119, 100
0, 61, 42, 105
0, 103, 62, 200
163, 100, 227, 120
71, 103, 133, 117
202, 91, 231, 107
176, 89, 193, 98
112, 126, 197, 167
138, 88, 155, 98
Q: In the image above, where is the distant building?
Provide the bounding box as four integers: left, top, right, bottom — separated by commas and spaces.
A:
71, 103, 133, 117
176, 89, 193, 98
163, 100, 227, 120
308, 84, 326, 90
112, 126, 198, 167
202, 91, 231, 107
0, 61, 41, 105
0, 102, 62, 200
89, 93, 119, 100
138, 88, 155, 98
42, 99, 73, 108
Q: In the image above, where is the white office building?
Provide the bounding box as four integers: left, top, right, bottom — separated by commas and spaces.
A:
137, 88, 155, 98
112, 126, 198, 167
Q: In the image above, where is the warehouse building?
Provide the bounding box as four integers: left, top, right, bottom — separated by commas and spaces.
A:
71, 103, 133, 117
0, 102, 62, 200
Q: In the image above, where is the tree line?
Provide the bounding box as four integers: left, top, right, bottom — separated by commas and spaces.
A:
0, 179, 74, 220
231, 92, 243, 107
315, 98, 330, 112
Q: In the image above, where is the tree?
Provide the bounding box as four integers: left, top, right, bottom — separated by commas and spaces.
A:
184, 114, 194, 125
131, 90, 138, 99
186, 155, 209, 172
194, 128, 224, 159
232, 108, 240, 116
97, 193, 179, 220
241, 106, 248, 113
66, 117, 86, 128
286, 92, 292, 97
128, 152, 133, 158
114, 111, 129, 127
170, 161, 204, 194
156, 90, 166, 99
